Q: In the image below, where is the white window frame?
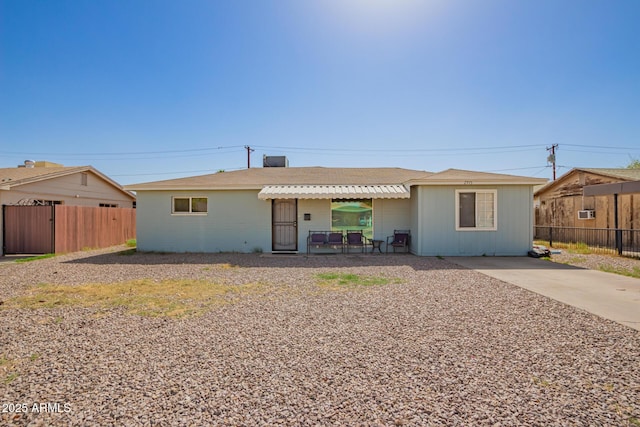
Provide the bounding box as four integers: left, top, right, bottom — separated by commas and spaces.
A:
172, 196, 208, 215
455, 189, 497, 231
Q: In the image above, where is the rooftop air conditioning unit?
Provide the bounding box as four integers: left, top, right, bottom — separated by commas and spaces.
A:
578, 210, 595, 220
263, 155, 288, 167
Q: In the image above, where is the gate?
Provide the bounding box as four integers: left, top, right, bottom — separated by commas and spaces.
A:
3, 205, 136, 255
3, 205, 54, 254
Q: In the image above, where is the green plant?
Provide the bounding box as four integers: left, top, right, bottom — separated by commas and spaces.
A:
3, 279, 266, 318
15, 254, 56, 263
315, 272, 400, 287
126, 239, 137, 247
117, 248, 136, 256
4, 372, 18, 384
251, 247, 263, 254
598, 264, 640, 279
1, 355, 18, 384
571, 242, 592, 254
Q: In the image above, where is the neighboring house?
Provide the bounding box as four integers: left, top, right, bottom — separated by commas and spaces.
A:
1, 161, 136, 254
535, 168, 640, 229
126, 165, 546, 256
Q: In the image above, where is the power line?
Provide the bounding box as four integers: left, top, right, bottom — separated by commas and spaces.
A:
562, 143, 640, 151
0, 145, 246, 157
484, 166, 550, 172
110, 167, 246, 177
250, 144, 546, 153
2, 143, 638, 159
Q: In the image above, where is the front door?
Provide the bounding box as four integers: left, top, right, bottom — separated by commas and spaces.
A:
272, 199, 297, 251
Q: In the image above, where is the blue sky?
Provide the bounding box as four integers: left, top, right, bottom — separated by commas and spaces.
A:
1, 0, 639, 185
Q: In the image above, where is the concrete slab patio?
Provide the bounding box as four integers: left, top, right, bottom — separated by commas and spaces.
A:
449, 256, 640, 331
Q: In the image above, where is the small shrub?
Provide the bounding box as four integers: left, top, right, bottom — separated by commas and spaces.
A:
3, 279, 265, 318
598, 264, 640, 279
315, 272, 400, 287
15, 254, 56, 263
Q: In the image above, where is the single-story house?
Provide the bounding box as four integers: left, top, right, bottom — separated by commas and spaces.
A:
126, 165, 546, 256
1, 160, 136, 255
534, 168, 640, 229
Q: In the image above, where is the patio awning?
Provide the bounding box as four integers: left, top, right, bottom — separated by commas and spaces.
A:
258, 184, 410, 200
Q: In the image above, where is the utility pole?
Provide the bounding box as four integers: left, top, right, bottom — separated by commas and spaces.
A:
546, 144, 558, 180
244, 145, 255, 169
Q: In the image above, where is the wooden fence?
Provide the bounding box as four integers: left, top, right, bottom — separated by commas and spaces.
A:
3, 205, 136, 255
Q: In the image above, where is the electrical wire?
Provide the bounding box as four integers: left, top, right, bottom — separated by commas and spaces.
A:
0, 145, 246, 157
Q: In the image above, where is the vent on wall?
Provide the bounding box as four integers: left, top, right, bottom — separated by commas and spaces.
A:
578, 210, 595, 220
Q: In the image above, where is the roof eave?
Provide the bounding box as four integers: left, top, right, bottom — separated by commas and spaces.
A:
125, 184, 263, 192
408, 179, 548, 186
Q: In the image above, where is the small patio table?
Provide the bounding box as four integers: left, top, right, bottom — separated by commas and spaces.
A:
368, 238, 384, 254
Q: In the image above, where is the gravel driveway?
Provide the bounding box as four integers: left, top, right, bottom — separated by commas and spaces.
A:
1, 247, 639, 426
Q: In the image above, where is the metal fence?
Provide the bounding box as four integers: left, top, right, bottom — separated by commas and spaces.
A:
534, 226, 640, 256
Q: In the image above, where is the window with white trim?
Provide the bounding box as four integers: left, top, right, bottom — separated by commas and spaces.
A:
455, 190, 497, 231
172, 197, 208, 214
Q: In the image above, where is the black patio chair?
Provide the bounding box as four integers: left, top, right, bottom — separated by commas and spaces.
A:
345, 230, 365, 253
327, 232, 345, 252
386, 230, 410, 253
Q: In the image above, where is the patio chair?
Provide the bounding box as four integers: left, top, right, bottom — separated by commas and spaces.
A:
307, 232, 327, 255
345, 230, 365, 253
327, 232, 345, 253
386, 230, 410, 253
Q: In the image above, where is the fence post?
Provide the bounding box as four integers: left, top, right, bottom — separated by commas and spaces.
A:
549, 226, 553, 247
614, 193, 622, 255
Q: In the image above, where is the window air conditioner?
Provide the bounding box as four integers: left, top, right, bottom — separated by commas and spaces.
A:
577, 210, 595, 220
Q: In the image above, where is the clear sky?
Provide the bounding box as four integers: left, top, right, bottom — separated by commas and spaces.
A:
1, 0, 639, 185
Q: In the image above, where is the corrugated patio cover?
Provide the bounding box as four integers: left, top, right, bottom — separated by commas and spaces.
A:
258, 184, 410, 200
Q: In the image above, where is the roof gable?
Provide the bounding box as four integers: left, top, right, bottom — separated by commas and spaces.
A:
0, 165, 135, 199
534, 168, 640, 197
407, 168, 548, 185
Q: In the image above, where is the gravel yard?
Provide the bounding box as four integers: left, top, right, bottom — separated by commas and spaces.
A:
1, 247, 639, 426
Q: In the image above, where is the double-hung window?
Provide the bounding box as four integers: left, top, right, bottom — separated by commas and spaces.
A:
172, 197, 208, 214
455, 190, 497, 231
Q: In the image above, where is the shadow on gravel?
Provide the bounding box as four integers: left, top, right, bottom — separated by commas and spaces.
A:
63, 249, 466, 271
63, 249, 587, 272
448, 256, 588, 272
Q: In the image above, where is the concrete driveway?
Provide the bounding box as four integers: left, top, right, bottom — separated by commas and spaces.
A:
449, 257, 640, 331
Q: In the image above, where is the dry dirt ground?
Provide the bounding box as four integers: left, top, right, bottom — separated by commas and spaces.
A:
1, 247, 639, 426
